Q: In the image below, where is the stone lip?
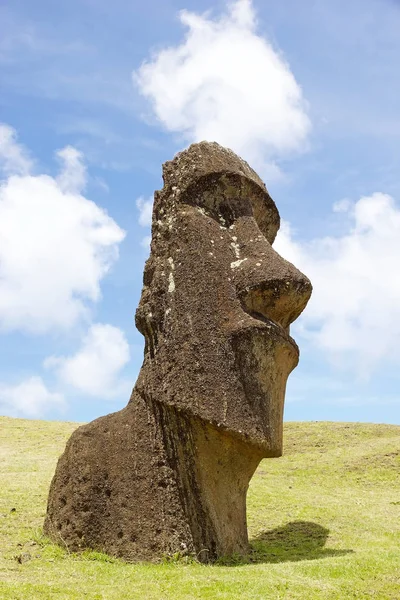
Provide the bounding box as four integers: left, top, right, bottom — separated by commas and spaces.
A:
237, 310, 300, 355
44, 141, 312, 565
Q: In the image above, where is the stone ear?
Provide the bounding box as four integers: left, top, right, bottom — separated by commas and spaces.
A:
135, 272, 159, 358
135, 302, 158, 358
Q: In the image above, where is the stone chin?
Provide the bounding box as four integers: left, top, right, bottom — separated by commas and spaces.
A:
229, 318, 300, 457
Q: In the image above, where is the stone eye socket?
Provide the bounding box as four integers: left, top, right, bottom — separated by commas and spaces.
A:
181, 172, 279, 242
182, 173, 254, 228
203, 193, 253, 228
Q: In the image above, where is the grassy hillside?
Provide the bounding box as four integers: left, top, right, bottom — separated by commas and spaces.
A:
0, 417, 399, 599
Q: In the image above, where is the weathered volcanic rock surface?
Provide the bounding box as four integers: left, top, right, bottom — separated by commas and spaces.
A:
44, 142, 312, 562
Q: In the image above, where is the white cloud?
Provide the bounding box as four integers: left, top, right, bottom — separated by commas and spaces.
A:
136, 196, 153, 249
136, 196, 153, 227
45, 323, 131, 398
0, 376, 65, 418
0, 125, 125, 333
140, 235, 152, 249
333, 198, 352, 213
134, 0, 310, 174
0, 123, 33, 175
56, 145, 87, 194
274, 192, 400, 376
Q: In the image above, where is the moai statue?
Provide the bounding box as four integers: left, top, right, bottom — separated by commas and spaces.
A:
44, 142, 312, 562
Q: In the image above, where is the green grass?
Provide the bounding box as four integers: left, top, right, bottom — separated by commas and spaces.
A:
1, 417, 399, 599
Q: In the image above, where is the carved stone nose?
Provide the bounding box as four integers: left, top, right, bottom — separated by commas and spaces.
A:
237, 268, 312, 330
229, 219, 312, 330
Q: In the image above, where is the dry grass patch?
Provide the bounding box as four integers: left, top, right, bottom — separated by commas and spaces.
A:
1, 417, 399, 599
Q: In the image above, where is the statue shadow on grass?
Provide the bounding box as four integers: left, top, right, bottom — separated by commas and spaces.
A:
216, 521, 353, 566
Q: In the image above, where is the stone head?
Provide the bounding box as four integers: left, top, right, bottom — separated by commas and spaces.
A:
135, 142, 311, 457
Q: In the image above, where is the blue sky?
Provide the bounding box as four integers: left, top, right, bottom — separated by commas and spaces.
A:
1, 0, 399, 424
